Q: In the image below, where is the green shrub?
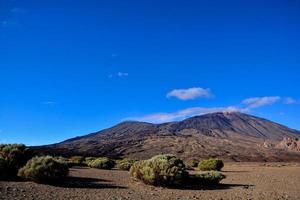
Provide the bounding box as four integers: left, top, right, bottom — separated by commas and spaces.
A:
195, 171, 226, 184
85, 157, 96, 164
69, 156, 86, 166
116, 158, 136, 171
18, 156, 69, 183
0, 144, 33, 178
54, 156, 71, 166
129, 154, 188, 186
198, 159, 224, 171
88, 157, 115, 169
185, 159, 199, 169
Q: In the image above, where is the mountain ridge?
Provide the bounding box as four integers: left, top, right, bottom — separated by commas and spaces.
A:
37, 112, 300, 162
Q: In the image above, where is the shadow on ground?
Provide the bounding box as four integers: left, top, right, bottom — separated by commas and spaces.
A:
175, 183, 255, 190
167, 175, 255, 191
51, 176, 127, 189
221, 170, 249, 173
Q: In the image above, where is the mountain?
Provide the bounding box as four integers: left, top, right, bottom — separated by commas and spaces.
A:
38, 112, 300, 162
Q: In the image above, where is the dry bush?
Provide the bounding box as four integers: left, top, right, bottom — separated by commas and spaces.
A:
0, 144, 33, 178
195, 171, 226, 184
116, 158, 136, 171
185, 159, 199, 170
18, 156, 69, 183
129, 154, 188, 186
87, 157, 115, 169
69, 156, 86, 166
198, 159, 224, 171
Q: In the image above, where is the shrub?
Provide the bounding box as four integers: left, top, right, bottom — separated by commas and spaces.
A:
85, 157, 96, 164
185, 159, 199, 169
116, 158, 136, 171
198, 159, 224, 171
0, 144, 33, 178
195, 171, 226, 184
129, 154, 188, 186
54, 156, 71, 166
69, 156, 86, 166
88, 157, 115, 169
0, 157, 8, 179
18, 156, 69, 183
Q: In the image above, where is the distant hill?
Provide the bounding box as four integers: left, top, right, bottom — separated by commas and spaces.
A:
37, 112, 300, 161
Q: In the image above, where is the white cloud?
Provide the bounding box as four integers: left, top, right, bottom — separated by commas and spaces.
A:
1, 7, 27, 28
242, 96, 281, 108
167, 87, 213, 100
284, 97, 299, 105
117, 72, 129, 77
11, 7, 28, 14
1, 19, 18, 27
128, 106, 246, 123
42, 101, 55, 105
108, 72, 129, 78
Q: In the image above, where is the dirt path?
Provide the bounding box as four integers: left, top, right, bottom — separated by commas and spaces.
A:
1, 163, 300, 200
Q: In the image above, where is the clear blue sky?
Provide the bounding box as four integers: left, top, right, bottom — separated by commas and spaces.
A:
1, 0, 300, 145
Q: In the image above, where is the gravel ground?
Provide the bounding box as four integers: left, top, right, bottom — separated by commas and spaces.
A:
1, 162, 300, 200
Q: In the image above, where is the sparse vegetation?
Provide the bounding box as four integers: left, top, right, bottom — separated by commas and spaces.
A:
85, 157, 96, 164
198, 159, 224, 171
69, 156, 86, 166
185, 159, 199, 169
18, 156, 69, 183
116, 158, 136, 171
0, 144, 33, 179
195, 171, 226, 184
87, 157, 115, 169
54, 156, 69, 164
129, 154, 188, 186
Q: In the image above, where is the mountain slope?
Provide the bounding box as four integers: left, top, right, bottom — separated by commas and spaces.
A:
39, 112, 300, 161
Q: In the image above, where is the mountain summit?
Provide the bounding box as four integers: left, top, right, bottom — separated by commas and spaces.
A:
40, 112, 300, 161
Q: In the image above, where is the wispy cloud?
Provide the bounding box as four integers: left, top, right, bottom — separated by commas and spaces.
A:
117, 72, 128, 77
1, 19, 18, 28
108, 72, 129, 78
127, 95, 286, 123
42, 101, 56, 105
167, 87, 213, 100
242, 96, 281, 108
126, 90, 299, 124
284, 97, 300, 105
127, 106, 246, 123
1, 7, 28, 28
10, 7, 28, 14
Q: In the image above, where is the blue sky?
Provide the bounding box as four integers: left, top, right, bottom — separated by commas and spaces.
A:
1, 0, 300, 145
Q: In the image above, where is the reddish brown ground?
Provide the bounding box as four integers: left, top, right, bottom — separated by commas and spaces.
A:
1, 162, 300, 200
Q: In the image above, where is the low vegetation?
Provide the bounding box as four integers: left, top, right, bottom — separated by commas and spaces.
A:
195, 171, 226, 184
116, 158, 136, 171
0, 144, 33, 179
69, 156, 86, 166
198, 159, 224, 171
129, 154, 188, 186
87, 157, 115, 169
54, 156, 69, 164
18, 156, 69, 183
185, 159, 199, 169
85, 157, 96, 164
0, 142, 226, 188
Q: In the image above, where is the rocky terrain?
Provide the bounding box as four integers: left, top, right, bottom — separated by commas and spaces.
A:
1, 163, 300, 200
36, 112, 300, 161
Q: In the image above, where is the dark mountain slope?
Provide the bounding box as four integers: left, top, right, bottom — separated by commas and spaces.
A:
38, 112, 300, 161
